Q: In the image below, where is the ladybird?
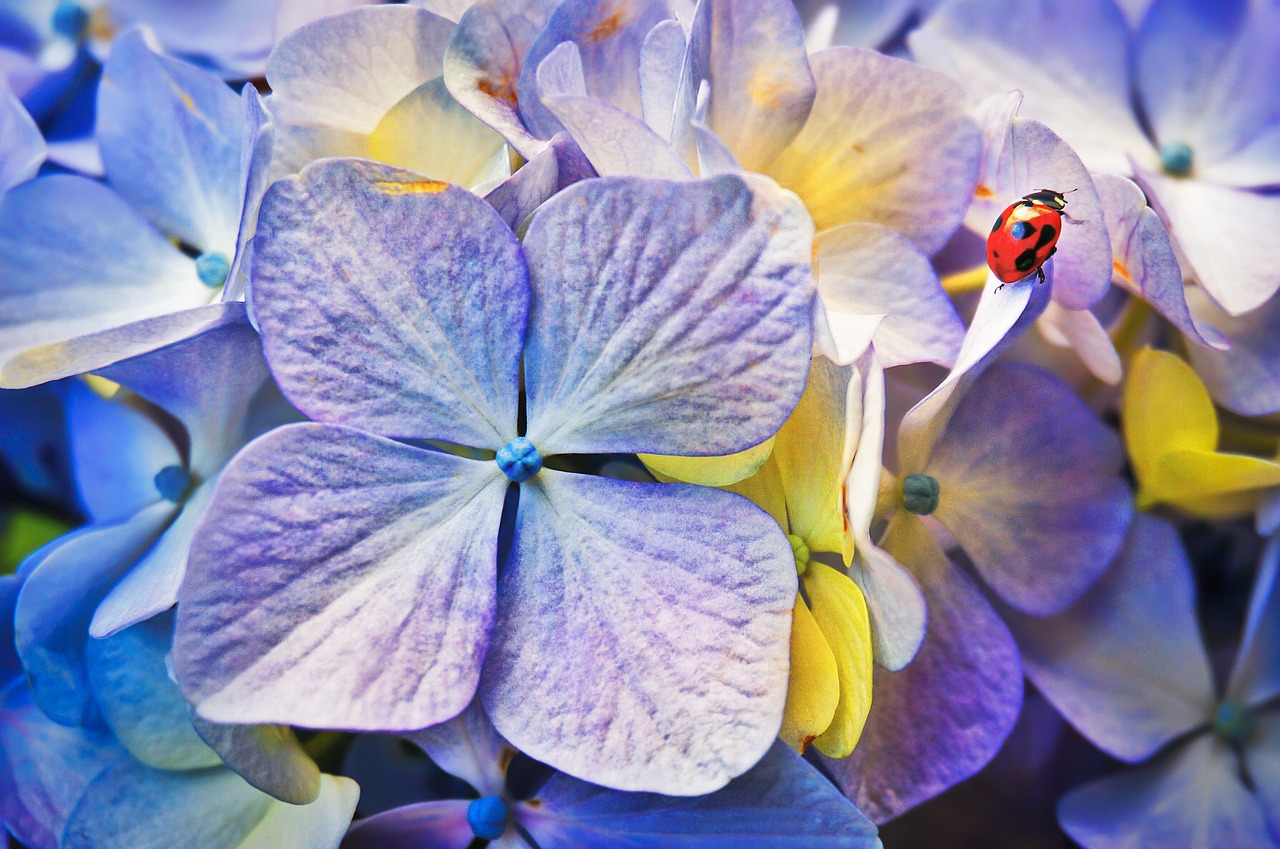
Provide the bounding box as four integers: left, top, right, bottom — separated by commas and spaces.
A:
986, 189, 1069, 290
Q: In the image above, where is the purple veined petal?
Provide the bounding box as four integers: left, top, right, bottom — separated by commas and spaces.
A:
1226, 534, 1280, 708
1246, 710, 1280, 839
522, 741, 880, 849
174, 423, 507, 731
61, 758, 359, 849
1094, 173, 1229, 350
910, 0, 1155, 175
1185, 286, 1280, 417
94, 303, 266, 478
964, 106, 1112, 310
483, 132, 569, 231
0, 176, 210, 389
267, 6, 455, 135
89, 479, 216, 639
522, 174, 814, 457
192, 719, 321, 807
1136, 168, 1280, 316
816, 222, 963, 369
15, 501, 175, 726
544, 92, 693, 179
0, 683, 119, 849
1058, 735, 1272, 849
85, 615, 223, 772
1037, 302, 1123, 385
341, 799, 473, 849
685, 0, 815, 173
1002, 516, 1215, 762
639, 19, 685, 142
97, 29, 242, 256
1137, 0, 1280, 188
251, 159, 525, 448
0, 85, 44, 192
405, 698, 511, 797
825, 515, 1022, 823
534, 39, 586, 101
482, 469, 795, 795
443, 0, 561, 159
65, 382, 181, 525
925, 361, 1132, 616
223, 85, 274, 304
765, 47, 980, 254
518, 0, 674, 141
896, 262, 1052, 474
844, 352, 927, 670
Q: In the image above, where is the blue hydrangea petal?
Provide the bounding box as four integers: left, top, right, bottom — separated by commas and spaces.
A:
909, 0, 1154, 175
1185, 285, 1280, 416
342, 799, 474, 849
1002, 516, 1215, 762
823, 515, 1022, 823
0, 682, 119, 849
522, 741, 879, 848
482, 133, 573, 231
0, 575, 19, 680
191, 720, 322, 807
925, 362, 1133, 616
1058, 735, 1272, 849
97, 29, 242, 255
60, 759, 359, 849
482, 469, 796, 794
1246, 711, 1280, 837
543, 90, 693, 180
406, 698, 510, 797
174, 423, 507, 731
1226, 534, 1280, 708
222, 84, 274, 304
267, 6, 454, 135
0, 176, 209, 388
443, 0, 561, 159
686, 0, 815, 173
15, 501, 175, 726
96, 0, 280, 81
638, 19, 686, 142
0, 85, 44, 192
522, 175, 814, 457
251, 159, 525, 448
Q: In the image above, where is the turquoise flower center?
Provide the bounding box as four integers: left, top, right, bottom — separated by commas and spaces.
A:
1160, 142, 1194, 177
195, 252, 231, 288
154, 465, 192, 503
467, 795, 510, 840
902, 474, 940, 516
787, 534, 810, 576
51, 2, 89, 39
1212, 701, 1255, 744
496, 437, 542, 483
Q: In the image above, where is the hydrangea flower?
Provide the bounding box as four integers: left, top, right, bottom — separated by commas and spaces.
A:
174, 160, 816, 795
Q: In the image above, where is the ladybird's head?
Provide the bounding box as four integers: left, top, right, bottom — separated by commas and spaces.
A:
1022, 188, 1069, 210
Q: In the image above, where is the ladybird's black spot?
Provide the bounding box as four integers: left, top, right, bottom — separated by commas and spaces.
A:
991, 215, 1004, 234
1010, 221, 1033, 240
1014, 248, 1038, 272
1035, 223, 1057, 248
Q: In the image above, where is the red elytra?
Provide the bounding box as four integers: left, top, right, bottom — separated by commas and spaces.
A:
986, 189, 1068, 286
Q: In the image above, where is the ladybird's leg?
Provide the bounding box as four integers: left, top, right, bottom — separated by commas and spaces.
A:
1036, 267, 1045, 284
995, 282, 1006, 293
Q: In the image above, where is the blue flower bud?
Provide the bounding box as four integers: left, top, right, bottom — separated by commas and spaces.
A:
467, 795, 510, 840
902, 474, 940, 516
51, 2, 89, 39
154, 465, 192, 503
195, 252, 231, 288
496, 437, 542, 483
1160, 142, 1194, 177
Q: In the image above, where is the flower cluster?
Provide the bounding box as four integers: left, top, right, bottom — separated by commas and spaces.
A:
1, 0, 1278, 847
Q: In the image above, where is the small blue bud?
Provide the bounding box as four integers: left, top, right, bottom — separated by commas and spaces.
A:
1160, 142, 1194, 177
496, 437, 542, 483
195, 252, 231, 288
154, 465, 192, 503
902, 474, 940, 516
467, 795, 510, 841
51, 2, 89, 39
1212, 701, 1255, 744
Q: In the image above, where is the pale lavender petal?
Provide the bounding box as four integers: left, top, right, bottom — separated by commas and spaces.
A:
409, 0, 478, 21
1245, 711, 1280, 839
1185, 286, 1280, 416
0, 86, 44, 191
816, 222, 962, 368
174, 424, 507, 731
686, 0, 815, 172
251, 159, 525, 448
192, 719, 321, 807
765, 47, 980, 254
341, 800, 472, 849
443, 0, 561, 158
691, 120, 741, 178
483, 470, 795, 794
1058, 735, 1273, 849
1037, 303, 1122, 385
522, 175, 813, 457
1137, 168, 1280, 316
523, 741, 880, 848
1002, 516, 1215, 762
406, 698, 511, 796
483, 132, 585, 231
1226, 533, 1280, 708
927, 362, 1132, 615
543, 93, 692, 179
826, 516, 1022, 823
910, 0, 1155, 174
223, 85, 275, 304
1094, 173, 1229, 350
639, 19, 686, 141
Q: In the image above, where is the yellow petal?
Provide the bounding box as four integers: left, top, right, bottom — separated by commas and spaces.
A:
804, 562, 873, 758
640, 437, 775, 487
1151, 450, 1280, 514
779, 595, 839, 753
